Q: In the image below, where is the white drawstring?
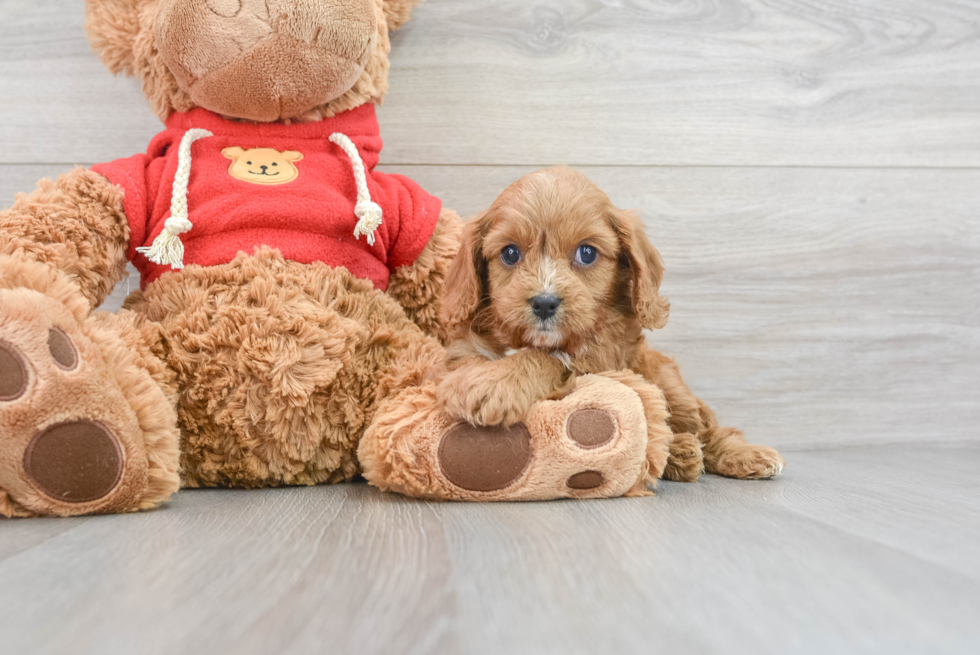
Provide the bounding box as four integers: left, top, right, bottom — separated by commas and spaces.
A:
138, 129, 383, 270
329, 132, 383, 246
136, 128, 213, 269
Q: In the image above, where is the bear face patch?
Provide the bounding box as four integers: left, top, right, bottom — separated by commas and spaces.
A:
222, 146, 303, 185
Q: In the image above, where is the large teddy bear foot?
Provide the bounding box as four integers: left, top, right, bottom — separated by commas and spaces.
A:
0, 260, 179, 517
359, 374, 654, 501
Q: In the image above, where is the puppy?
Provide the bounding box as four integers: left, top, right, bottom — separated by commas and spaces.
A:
436, 166, 785, 481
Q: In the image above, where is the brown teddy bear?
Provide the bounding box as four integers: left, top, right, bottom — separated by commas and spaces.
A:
0, 0, 661, 517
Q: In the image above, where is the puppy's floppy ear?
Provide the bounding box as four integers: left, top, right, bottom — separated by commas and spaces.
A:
84, 0, 144, 76
610, 208, 670, 329
439, 212, 491, 332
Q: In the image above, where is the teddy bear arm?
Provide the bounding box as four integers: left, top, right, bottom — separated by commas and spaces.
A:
385, 207, 463, 343
0, 167, 131, 309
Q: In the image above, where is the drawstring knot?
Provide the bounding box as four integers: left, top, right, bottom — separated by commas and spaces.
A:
330, 132, 383, 246
136, 128, 213, 269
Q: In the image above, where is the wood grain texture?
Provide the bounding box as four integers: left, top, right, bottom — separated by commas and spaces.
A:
2, 164, 976, 449
1, 444, 978, 655
1, 1, 980, 167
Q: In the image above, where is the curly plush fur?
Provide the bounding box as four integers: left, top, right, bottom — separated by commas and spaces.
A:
125, 248, 444, 488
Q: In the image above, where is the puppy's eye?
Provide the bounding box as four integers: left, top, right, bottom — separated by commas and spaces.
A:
575, 244, 598, 266
246, 161, 252, 165
272, 162, 278, 166
501, 245, 522, 266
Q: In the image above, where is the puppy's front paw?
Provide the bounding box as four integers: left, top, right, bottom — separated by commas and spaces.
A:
438, 376, 530, 427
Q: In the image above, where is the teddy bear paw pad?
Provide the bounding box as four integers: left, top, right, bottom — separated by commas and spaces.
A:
566, 408, 617, 449
46, 328, 78, 370
23, 421, 124, 504
437, 423, 532, 492
0, 340, 29, 400
566, 470, 604, 489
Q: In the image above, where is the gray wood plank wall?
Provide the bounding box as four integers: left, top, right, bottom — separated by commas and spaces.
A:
0, 0, 977, 452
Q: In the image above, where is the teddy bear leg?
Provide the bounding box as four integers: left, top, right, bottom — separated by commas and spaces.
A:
0, 259, 180, 517
359, 374, 655, 501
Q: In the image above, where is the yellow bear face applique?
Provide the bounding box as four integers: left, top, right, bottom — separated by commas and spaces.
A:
222, 146, 303, 185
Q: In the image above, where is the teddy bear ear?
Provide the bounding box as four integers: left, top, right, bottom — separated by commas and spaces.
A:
382, 0, 425, 32
84, 0, 144, 76
282, 151, 304, 162
221, 147, 244, 160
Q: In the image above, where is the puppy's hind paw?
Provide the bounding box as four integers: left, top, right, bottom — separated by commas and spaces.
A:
712, 444, 785, 479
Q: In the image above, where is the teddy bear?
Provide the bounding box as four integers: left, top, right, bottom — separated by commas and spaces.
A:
0, 0, 665, 517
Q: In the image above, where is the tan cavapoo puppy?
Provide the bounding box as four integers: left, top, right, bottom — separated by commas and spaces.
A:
437, 166, 785, 482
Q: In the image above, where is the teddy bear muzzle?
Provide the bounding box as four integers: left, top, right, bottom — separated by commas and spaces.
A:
153, 0, 378, 121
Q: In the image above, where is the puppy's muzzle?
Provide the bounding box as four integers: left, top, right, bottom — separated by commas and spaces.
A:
529, 294, 561, 321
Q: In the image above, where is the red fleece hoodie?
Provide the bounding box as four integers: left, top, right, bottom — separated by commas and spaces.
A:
92, 104, 442, 290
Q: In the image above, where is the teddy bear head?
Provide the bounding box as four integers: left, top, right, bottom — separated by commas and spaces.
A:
84, 0, 422, 123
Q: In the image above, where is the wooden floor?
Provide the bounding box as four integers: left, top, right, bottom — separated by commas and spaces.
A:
1, 1, 978, 652
2, 444, 979, 654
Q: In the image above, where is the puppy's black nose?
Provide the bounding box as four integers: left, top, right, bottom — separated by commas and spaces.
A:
260, 165, 268, 171
530, 294, 561, 320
